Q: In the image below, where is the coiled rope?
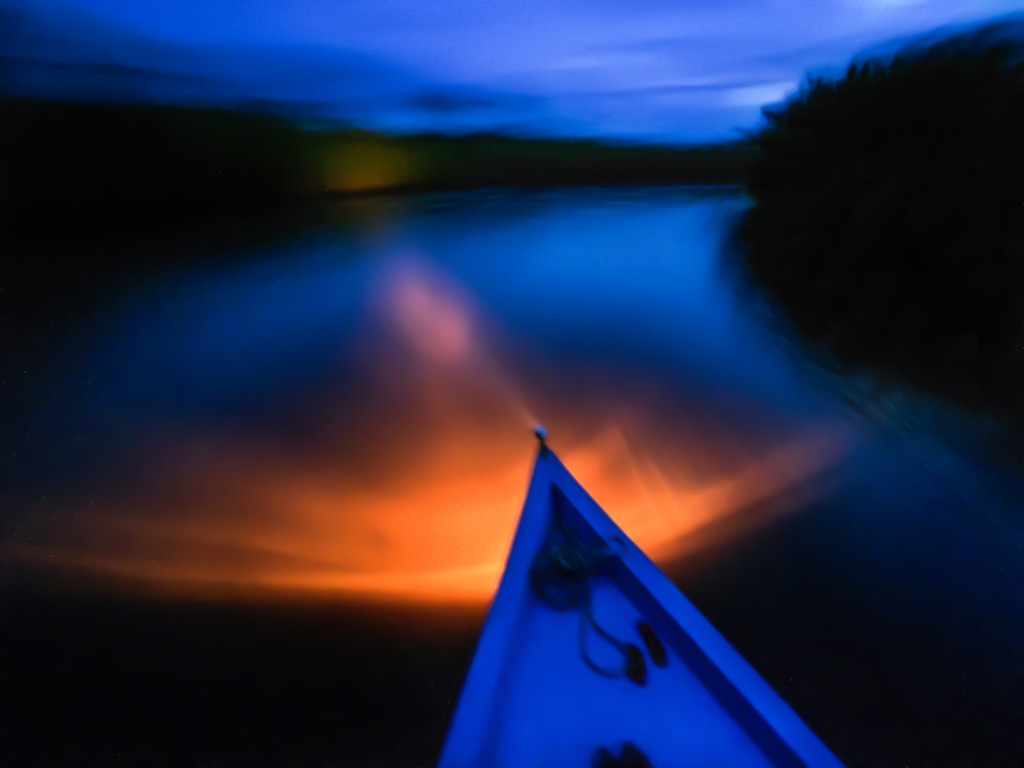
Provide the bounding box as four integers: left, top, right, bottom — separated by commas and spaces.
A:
529, 518, 645, 684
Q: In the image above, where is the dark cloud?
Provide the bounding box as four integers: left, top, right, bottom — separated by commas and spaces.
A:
405, 90, 508, 114
0, 3, 554, 132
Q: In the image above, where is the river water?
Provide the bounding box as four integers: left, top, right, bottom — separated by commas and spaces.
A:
3, 187, 1022, 765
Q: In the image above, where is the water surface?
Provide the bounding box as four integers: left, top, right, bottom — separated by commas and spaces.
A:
3, 187, 1022, 766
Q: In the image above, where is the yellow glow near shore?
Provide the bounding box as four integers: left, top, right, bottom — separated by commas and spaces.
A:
324, 140, 418, 192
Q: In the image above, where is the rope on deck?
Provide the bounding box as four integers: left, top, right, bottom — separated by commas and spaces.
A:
528, 520, 646, 685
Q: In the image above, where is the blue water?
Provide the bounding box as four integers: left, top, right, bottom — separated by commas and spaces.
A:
25, 190, 832, 456
6, 187, 1024, 765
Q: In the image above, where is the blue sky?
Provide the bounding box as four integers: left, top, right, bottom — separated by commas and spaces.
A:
1, 0, 1021, 141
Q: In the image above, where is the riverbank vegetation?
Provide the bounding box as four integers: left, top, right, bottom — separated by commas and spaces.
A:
1, 97, 755, 237
740, 20, 1024, 420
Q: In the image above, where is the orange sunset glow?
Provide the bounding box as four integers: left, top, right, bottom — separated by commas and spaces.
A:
10, 261, 855, 605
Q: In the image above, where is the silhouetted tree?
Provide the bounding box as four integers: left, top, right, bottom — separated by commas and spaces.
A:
741, 20, 1024, 414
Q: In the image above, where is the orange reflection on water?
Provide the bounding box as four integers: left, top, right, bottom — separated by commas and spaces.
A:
14, 261, 853, 605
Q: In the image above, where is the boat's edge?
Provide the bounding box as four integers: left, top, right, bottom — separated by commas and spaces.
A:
437, 446, 847, 768
544, 448, 846, 768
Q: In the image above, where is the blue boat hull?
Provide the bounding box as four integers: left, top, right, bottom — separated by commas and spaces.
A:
438, 446, 846, 768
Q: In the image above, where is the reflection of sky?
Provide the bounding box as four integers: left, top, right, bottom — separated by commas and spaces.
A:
2, 0, 1020, 140
6, 188, 1024, 629
6, 190, 859, 601
85, 191, 810, 423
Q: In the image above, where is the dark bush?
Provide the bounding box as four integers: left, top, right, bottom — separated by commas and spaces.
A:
0, 99, 322, 231
740, 20, 1024, 414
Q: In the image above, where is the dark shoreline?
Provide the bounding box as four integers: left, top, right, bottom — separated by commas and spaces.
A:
1, 97, 757, 243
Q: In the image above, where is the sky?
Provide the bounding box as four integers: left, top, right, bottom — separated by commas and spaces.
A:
2, 0, 1022, 141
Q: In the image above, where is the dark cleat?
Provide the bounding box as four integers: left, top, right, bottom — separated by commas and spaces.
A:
637, 621, 667, 667
625, 643, 647, 685
620, 742, 653, 768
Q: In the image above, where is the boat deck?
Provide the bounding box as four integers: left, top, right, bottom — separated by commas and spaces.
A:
439, 448, 845, 768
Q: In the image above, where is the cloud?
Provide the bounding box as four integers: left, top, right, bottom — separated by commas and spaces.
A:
719, 80, 799, 107
3, 0, 1022, 142
0, 3, 558, 134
